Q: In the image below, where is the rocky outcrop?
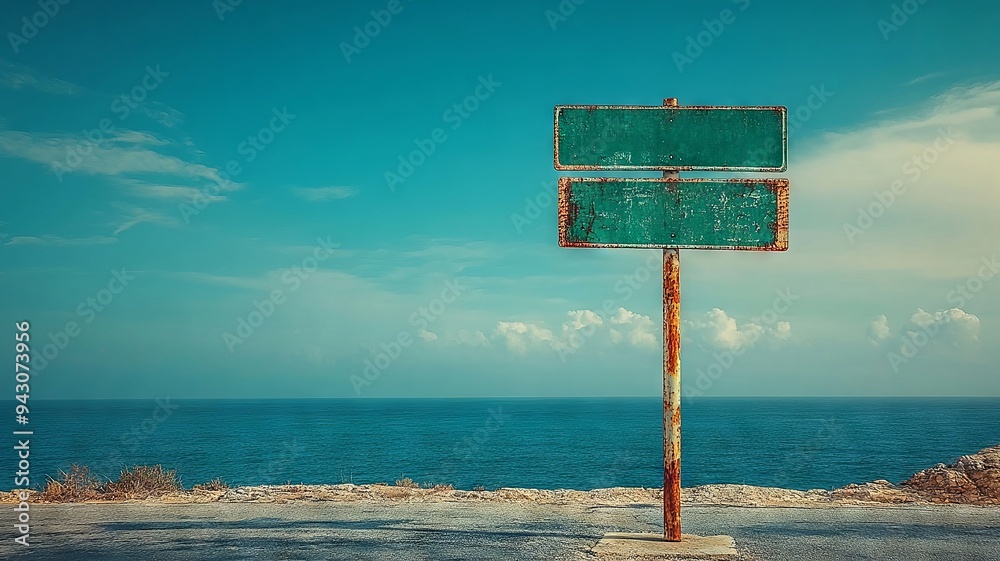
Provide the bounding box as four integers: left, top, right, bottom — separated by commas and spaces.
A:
901, 445, 1000, 505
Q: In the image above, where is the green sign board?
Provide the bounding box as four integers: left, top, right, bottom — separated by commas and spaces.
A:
554, 105, 787, 171
558, 177, 788, 250
553, 98, 791, 541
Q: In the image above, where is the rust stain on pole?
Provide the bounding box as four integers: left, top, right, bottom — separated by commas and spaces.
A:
663, 246, 681, 541
661, 97, 682, 542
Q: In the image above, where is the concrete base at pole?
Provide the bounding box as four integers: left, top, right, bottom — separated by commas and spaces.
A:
593, 533, 737, 560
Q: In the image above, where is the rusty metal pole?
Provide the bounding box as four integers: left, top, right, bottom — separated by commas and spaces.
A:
661, 97, 682, 542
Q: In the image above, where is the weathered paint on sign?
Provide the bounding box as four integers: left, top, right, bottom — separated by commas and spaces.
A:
558, 177, 789, 250
554, 105, 787, 171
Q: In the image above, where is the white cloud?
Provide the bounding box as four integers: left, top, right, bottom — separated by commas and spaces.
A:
607, 307, 657, 348
739, 80, 1000, 280
904, 72, 946, 86
109, 130, 170, 145
117, 178, 230, 202
565, 309, 603, 331
774, 321, 792, 341
685, 308, 789, 351
0, 130, 237, 188
686, 308, 759, 351
293, 186, 359, 201
871, 308, 981, 356
487, 308, 656, 355
868, 315, 891, 346
908, 307, 980, 342
4, 235, 117, 246
112, 203, 180, 235
417, 329, 438, 342
495, 321, 555, 354
141, 104, 184, 128
0, 60, 80, 95
452, 329, 489, 346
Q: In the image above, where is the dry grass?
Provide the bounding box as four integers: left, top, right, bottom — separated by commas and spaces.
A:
104, 465, 182, 499
39, 465, 104, 502
192, 478, 229, 492
39, 465, 185, 502
35, 464, 471, 504
381, 487, 411, 498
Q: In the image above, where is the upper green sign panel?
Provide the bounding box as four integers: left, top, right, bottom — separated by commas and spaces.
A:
554, 105, 787, 172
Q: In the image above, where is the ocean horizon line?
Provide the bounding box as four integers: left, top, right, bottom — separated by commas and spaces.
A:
11, 395, 1000, 402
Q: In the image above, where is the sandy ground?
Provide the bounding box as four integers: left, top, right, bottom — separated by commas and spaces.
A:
1, 486, 998, 560
0, 482, 951, 508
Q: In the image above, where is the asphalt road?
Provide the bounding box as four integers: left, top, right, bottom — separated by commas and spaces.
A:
2, 502, 998, 560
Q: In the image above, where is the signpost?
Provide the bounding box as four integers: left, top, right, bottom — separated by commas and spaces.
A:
554, 98, 789, 542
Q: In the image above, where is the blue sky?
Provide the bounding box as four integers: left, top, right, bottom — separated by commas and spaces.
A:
1, 0, 999, 399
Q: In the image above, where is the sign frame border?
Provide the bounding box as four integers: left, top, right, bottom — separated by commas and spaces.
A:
553, 105, 788, 172
557, 176, 789, 251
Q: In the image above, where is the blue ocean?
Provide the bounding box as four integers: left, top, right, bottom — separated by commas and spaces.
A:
8, 398, 1000, 492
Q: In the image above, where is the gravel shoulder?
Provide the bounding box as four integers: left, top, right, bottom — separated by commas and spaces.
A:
2, 444, 996, 559
1, 500, 997, 560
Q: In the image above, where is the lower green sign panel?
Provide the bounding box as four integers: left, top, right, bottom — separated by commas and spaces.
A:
558, 178, 788, 250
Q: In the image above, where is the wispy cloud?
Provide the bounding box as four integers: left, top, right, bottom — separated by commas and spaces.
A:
0, 129, 239, 189
0, 59, 81, 95
4, 235, 117, 246
109, 130, 170, 145
904, 72, 946, 86
141, 104, 184, 128
112, 203, 180, 235
117, 178, 230, 202
783, 80, 1000, 276
167, 272, 274, 291
292, 186, 359, 201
